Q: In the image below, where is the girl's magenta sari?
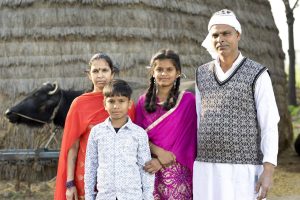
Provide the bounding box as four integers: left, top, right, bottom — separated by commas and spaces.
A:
135, 91, 197, 200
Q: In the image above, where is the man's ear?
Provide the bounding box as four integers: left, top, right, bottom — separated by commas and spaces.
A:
236, 31, 241, 41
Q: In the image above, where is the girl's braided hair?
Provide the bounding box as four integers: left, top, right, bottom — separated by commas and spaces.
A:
144, 49, 181, 113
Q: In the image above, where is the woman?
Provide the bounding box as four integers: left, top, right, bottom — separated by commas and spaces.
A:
54, 53, 135, 200
135, 49, 197, 199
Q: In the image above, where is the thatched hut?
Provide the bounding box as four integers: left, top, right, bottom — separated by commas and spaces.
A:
0, 0, 292, 181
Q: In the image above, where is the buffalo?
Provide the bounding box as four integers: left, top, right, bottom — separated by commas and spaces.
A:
5, 82, 83, 127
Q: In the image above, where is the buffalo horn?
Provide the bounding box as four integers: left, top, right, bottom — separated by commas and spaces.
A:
48, 82, 59, 95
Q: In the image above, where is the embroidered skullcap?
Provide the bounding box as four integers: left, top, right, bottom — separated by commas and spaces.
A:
202, 9, 242, 59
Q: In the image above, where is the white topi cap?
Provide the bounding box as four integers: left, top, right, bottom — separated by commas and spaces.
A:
202, 9, 242, 59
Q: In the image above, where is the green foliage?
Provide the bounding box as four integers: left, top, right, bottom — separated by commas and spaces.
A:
285, 63, 300, 87
296, 67, 300, 88
289, 105, 300, 140
288, 105, 300, 116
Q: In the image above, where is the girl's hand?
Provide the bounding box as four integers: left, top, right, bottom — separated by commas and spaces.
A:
66, 186, 78, 200
156, 149, 176, 166
144, 158, 163, 174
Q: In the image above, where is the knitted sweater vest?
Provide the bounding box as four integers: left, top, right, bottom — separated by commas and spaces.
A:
196, 58, 267, 164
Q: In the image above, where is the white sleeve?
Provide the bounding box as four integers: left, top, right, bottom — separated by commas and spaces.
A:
255, 71, 280, 166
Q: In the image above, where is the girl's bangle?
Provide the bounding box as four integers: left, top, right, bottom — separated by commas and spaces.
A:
156, 157, 163, 165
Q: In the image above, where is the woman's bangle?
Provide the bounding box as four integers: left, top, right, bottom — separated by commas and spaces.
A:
66, 180, 75, 189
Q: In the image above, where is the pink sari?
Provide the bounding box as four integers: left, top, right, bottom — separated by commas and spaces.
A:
135, 91, 197, 200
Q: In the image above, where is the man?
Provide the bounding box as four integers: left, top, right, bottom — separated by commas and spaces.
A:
194, 9, 279, 200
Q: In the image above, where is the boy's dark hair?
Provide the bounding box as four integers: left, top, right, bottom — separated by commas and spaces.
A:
103, 79, 132, 99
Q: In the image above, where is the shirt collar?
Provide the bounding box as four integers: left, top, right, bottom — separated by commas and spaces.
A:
214, 52, 244, 78
104, 116, 134, 131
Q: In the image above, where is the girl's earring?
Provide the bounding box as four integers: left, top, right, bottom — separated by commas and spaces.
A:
180, 73, 187, 78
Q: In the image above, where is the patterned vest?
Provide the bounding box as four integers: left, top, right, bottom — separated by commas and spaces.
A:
196, 58, 267, 165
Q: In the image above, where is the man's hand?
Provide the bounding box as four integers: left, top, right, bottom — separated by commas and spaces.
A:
144, 158, 163, 174
256, 162, 275, 200
66, 186, 78, 200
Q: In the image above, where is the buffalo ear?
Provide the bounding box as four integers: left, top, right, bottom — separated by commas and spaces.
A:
48, 82, 59, 95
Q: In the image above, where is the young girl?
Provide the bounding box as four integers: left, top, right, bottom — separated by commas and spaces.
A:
54, 53, 134, 200
135, 49, 197, 200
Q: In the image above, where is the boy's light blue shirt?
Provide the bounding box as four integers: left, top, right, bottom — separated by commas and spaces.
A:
84, 117, 154, 200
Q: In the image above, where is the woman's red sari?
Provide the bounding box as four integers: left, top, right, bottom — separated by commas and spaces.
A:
54, 92, 134, 200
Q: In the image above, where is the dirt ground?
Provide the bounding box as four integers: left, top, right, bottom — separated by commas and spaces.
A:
0, 147, 299, 200
268, 147, 300, 200
0, 178, 55, 200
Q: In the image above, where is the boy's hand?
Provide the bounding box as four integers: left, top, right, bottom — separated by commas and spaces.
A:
66, 186, 78, 200
156, 149, 176, 166
144, 158, 163, 174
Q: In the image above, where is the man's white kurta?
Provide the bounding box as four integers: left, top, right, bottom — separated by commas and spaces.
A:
193, 53, 280, 200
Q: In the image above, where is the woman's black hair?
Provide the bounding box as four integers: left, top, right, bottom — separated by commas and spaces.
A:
144, 49, 181, 113
88, 53, 114, 72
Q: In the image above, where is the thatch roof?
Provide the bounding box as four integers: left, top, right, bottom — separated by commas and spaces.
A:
0, 0, 292, 180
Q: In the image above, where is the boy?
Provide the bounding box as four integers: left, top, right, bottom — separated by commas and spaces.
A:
84, 79, 154, 200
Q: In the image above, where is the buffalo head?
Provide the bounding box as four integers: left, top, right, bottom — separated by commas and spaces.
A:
5, 82, 62, 127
